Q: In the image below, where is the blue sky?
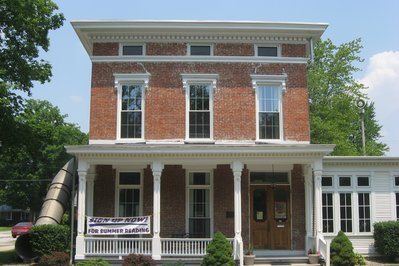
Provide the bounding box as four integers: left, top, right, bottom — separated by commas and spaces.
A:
32, 0, 399, 156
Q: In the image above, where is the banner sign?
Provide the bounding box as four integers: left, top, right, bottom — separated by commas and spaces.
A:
87, 216, 151, 235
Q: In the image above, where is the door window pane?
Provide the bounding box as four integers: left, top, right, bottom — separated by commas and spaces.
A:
253, 189, 267, 221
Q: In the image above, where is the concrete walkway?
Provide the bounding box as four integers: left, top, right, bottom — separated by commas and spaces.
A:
0, 230, 15, 251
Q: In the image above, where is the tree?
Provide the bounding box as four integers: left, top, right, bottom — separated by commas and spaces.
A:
201, 232, 234, 266
330, 231, 356, 266
0, 0, 64, 147
0, 99, 88, 218
308, 38, 388, 155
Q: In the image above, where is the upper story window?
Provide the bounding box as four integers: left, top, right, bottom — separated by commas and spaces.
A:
182, 74, 217, 141
339, 176, 351, 187
121, 44, 144, 56
357, 176, 370, 187
322, 176, 333, 187
256, 45, 279, 57
114, 73, 150, 142
189, 45, 212, 56
252, 74, 286, 141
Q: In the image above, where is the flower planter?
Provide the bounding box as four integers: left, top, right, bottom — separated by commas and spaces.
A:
244, 254, 255, 265
308, 254, 320, 264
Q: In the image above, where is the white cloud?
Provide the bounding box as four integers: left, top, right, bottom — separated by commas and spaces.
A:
359, 51, 399, 156
68, 95, 84, 104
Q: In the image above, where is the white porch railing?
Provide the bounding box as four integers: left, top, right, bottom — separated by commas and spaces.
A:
85, 237, 152, 256
84, 237, 234, 257
318, 236, 330, 266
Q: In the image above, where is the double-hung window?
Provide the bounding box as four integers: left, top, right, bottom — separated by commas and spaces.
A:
187, 172, 212, 238
182, 74, 217, 141
395, 176, 399, 220
116, 172, 142, 217
115, 74, 150, 142
252, 75, 286, 141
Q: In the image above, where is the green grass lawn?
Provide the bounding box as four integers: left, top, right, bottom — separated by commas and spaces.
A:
0, 226, 11, 232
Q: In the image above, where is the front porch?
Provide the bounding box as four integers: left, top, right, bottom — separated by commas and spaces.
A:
67, 143, 334, 265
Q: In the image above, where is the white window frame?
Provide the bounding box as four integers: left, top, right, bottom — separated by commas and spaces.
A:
119, 43, 146, 56
394, 175, 399, 220
114, 170, 143, 217
182, 74, 217, 142
321, 174, 373, 236
186, 170, 214, 238
252, 74, 286, 142
115, 73, 150, 143
255, 44, 281, 57
188, 44, 214, 56
322, 192, 334, 233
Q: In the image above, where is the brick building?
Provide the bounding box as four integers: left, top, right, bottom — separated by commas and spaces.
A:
67, 21, 399, 265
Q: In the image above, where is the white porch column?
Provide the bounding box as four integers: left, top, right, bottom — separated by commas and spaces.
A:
231, 160, 244, 266
86, 168, 96, 217
313, 160, 323, 250
75, 159, 89, 260
304, 164, 314, 251
151, 161, 164, 260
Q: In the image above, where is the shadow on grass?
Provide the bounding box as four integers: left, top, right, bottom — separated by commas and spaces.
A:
0, 249, 24, 265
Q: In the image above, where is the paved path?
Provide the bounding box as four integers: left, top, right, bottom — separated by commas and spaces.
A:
0, 230, 16, 251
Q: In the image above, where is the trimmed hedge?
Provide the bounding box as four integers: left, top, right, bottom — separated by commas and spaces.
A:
373, 221, 399, 261
122, 254, 155, 266
330, 231, 356, 266
29, 224, 70, 257
201, 232, 234, 266
76, 258, 111, 266
37, 251, 69, 266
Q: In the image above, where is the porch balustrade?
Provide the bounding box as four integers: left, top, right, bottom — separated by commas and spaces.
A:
84, 237, 234, 257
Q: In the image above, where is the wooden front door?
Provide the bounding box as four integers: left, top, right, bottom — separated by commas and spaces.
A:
250, 185, 291, 249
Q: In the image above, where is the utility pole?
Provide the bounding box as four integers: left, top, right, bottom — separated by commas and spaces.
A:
357, 99, 366, 156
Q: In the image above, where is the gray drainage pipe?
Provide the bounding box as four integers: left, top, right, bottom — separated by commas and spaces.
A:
15, 158, 76, 261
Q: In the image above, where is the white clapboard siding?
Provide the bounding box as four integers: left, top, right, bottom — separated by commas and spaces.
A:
373, 172, 394, 221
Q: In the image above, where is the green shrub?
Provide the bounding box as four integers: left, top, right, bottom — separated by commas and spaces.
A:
330, 231, 356, 266
162, 261, 185, 266
76, 258, 111, 266
373, 221, 399, 261
37, 251, 69, 266
122, 254, 155, 266
354, 253, 366, 265
29, 224, 70, 257
201, 231, 234, 266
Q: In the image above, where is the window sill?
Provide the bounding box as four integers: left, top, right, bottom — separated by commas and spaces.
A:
115, 139, 146, 144
184, 139, 215, 144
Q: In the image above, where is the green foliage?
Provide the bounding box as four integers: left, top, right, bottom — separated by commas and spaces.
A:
37, 251, 69, 266
76, 258, 111, 266
0, 0, 64, 92
330, 231, 356, 266
373, 221, 399, 261
162, 261, 185, 266
308, 38, 388, 155
29, 224, 70, 257
354, 253, 366, 265
201, 232, 234, 266
0, 99, 87, 215
122, 254, 155, 266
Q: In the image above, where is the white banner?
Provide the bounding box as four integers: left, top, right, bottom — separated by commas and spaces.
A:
87, 216, 151, 235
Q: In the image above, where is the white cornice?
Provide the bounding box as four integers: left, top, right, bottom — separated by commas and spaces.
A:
71, 20, 328, 56
323, 156, 399, 167
90, 55, 308, 64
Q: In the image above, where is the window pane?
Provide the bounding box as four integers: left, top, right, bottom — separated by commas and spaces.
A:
189, 218, 210, 238
189, 186, 210, 237
190, 46, 211, 55
189, 173, 210, 185
250, 172, 289, 184
340, 193, 352, 232
123, 45, 143, 55
322, 177, 333, 187
395, 176, 399, 186
120, 172, 140, 185
253, 189, 267, 221
119, 189, 140, 217
258, 47, 278, 57
357, 177, 369, 186
339, 177, 351, 187
259, 113, 280, 139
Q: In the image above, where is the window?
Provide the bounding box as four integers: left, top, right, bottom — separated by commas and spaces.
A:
252, 75, 286, 141
250, 172, 289, 185
339, 176, 351, 187
117, 172, 142, 217
322, 176, 333, 187
396, 193, 399, 221
357, 176, 369, 187
182, 74, 217, 141
115, 73, 149, 141
340, 193, 352, 232
122, 45, 144, 55
395, 176, 399, 186
257, 46, 278, 57
358, 193, 371, 232
322, 193, 334, 233
188, 172, 211, 237
190, 45, 212, 56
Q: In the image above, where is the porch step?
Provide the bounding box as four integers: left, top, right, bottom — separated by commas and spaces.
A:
254, 255, 311, 265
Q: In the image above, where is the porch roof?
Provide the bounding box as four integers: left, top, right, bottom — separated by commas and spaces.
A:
66, 143, 334, 166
